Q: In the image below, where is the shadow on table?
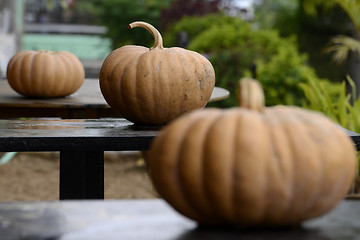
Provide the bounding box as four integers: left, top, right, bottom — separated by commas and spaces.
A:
174, 225, 330, 240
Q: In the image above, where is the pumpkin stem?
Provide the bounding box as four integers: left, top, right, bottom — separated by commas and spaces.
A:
236, 78, 265, 112
38, 50, 53, 54
128, 21, 164, 50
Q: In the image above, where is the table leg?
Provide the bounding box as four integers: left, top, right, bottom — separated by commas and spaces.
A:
60, 150, 104, 200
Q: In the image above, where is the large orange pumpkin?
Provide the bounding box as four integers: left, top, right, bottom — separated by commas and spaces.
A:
6, 50, 84, 98
146, 78, 357, 227
99, 21, 215, 125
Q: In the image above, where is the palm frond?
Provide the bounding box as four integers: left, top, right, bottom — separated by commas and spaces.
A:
335, 0, 360, 33
323, 35, 360, 64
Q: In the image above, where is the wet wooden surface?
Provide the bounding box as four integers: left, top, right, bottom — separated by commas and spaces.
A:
0, 79, 229, 119
0, 119, 358, 152
0, 118, 160, 152
0, 79, 117, 118
0, 199, 359, 240
0, 118, 160, 200
0, 119, 359, 200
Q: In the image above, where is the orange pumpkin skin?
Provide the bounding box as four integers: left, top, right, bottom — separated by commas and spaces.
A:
146, 80, 357, 227
99, 22, 215, 125
6, 50, 85, 98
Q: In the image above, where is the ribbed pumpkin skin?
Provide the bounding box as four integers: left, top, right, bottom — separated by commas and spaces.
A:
146, 107, 357, 227
6, 50, 85, 98
99, 22, 215, 125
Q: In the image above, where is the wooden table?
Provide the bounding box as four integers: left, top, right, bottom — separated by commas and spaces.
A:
0, 118, 160, 200
0, 79, 230, 119
0, 118, 359, 200
0, 198, 359, 240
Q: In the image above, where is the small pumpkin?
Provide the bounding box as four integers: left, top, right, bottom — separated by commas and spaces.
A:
146, 78, 357, 227
99, 21, 215, 125
6, 50, 85, 98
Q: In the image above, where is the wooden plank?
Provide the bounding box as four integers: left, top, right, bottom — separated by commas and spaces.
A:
0, 79, 108, 107
0, 79, 229, 119
0, 106, 118, 119
0, 199, 359, 239
0, 118, 160, 152
0, 119, 359, 152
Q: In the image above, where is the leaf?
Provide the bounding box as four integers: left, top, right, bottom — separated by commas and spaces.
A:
337, 81, 349, 126
335, 0, 360, 31
300, 83, 319, 109
323, 35, 360, 64
346, 74, 357, 101
347, 101, 360, 132
300, 77, 325, 110
300, 76, 339, 121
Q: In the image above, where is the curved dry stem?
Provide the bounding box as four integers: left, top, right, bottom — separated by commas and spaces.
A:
37, 50, 54, 54
128, 21, 164, 50
236, 78, 265, 112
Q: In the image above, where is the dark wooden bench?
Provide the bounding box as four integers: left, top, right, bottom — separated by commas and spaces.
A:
0, 118, 359, 200
0, 118, 160, 200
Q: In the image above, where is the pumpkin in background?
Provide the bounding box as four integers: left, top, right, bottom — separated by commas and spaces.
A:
146, 78, 357, 227
99, 21, 215, 125
6, 50, 85, 98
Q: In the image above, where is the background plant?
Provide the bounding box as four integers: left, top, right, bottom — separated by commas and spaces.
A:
301, 74, 360, 174
301, 75, 359, 129
93, 0, 173, 48
302, 0, 360, 63
165, 14, 324, 108
255, 0, 352, 84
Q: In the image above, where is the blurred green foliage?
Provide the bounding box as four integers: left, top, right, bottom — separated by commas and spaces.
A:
93, 0, 173, 48
164, 14, 324, 108
301, 74, 360, 174
65, 1, 103, 24
303, 0, 360, 65
254, 0, 299, 37
301, 75, 360, 133
253, 0, 352, 83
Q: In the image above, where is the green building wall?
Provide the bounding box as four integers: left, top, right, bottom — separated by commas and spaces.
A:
22, 34, 112, 60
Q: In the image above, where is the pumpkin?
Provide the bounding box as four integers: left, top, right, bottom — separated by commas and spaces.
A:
99, 21, 215, 125
146, 78, 357, 227
6, 50, 85, 98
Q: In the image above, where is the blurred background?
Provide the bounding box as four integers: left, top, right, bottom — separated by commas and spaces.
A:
1, 0, 360, 114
